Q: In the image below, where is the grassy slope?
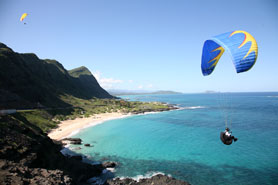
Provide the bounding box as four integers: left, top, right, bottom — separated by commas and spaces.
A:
15, 98, 172, 133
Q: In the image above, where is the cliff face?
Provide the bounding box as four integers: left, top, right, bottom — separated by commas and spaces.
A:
0, 114, 103, 184
0, 43, 113, 109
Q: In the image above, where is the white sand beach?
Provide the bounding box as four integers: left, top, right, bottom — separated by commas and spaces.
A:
48, 112, 131, 140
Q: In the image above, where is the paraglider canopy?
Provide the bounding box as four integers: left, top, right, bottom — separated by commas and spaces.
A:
20, 13, 28, 24
201, 30, 258, 76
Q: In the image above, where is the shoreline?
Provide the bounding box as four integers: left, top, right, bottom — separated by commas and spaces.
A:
47, 106, 191, 184
48, 112, 133, 140
48, 105, 181, 141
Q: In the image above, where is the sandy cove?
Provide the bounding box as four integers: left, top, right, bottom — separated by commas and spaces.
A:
48, 112, 131, 140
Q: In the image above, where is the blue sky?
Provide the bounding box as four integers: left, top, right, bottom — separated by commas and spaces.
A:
0, 0, 277, 92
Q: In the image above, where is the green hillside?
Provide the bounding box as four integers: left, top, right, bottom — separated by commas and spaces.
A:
0, 43, 113, 109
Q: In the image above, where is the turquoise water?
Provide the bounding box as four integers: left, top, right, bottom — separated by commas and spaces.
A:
73, 93, 278, 185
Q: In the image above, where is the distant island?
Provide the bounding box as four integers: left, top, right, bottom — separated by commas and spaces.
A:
108, 89, 182, 96
0, 43, 188, 185
204, 90, 218, 94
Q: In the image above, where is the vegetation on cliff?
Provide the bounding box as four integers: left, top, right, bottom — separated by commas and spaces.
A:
16, 98, 175, 133
0, 43, 112, 109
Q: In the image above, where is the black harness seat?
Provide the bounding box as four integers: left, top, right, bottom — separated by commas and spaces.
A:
220, 132, 233, 145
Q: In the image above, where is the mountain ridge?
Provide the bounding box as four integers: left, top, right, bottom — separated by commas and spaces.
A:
0, 43, 113, 109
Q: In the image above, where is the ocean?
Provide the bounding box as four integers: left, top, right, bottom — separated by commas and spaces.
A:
71, 92, 278, 185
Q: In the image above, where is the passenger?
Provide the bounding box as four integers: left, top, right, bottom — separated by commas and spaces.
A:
220, 128, 237, 145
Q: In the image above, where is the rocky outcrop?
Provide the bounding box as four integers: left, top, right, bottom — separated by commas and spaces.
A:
0, 115, 103, 185
0, 160, 72, 185
62, 138, 82, 145
69, 155, 83, 161
102, 161, 118, 168
106, 174, 191, 185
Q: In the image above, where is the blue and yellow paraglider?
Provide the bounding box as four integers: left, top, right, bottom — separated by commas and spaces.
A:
201, 31, 258, 145
201, 30, 258, 76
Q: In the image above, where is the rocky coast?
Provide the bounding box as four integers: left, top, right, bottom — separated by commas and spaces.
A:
0, 106, 190, 185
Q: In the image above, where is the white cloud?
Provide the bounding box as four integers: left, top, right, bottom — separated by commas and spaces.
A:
93, 71, 123, 89
92, 71, 154, 90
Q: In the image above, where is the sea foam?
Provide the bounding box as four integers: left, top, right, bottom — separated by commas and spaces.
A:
118, 171, 169, 182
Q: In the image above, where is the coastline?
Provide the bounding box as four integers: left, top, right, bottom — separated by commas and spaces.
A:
48, 104, 180, 141
48, 112, 132, 141
1, 106, 190, 185
46, 106, 191, 184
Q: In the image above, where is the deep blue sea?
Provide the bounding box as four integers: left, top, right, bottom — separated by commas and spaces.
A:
72, 92, 278, 185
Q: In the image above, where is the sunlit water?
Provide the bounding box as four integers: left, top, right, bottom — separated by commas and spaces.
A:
72, 93, 278, 185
